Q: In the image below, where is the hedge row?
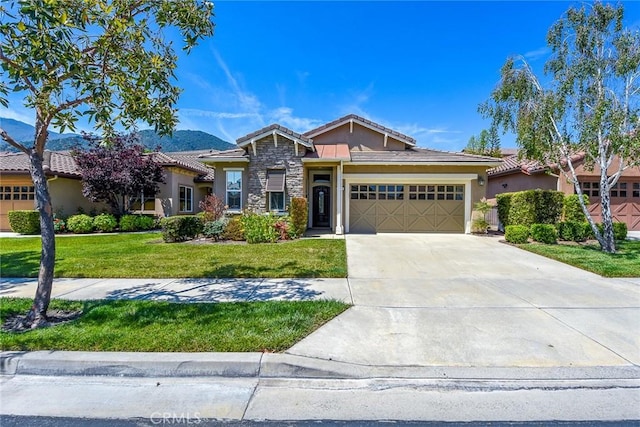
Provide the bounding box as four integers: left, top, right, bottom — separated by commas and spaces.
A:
505, 221, 628, 244
496, 189, 565, 227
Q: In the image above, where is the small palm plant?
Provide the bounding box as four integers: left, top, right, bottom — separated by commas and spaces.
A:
472, 198, 493, 234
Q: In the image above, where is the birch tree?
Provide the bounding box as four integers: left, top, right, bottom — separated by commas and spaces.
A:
0, 0, 214, 327
480, 2, 639, 253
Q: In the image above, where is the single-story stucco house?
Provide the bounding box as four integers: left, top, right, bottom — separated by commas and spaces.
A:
487, 151, 640, 231
199, 114, 501, 234
0, 150, 215, 231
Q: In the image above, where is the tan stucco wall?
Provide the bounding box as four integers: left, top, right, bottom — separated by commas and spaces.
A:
49, 177, 109, 216
487, 173, 558, 199
159, 167, 202, 216
205, 162, 249, 211
311, 123, 406, 151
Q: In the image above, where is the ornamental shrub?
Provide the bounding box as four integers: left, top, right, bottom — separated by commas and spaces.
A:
199, 194, 226, 222
136, 215, 156, 231
504, 225, 530, 244
93, 213, 117, 232
160, 215, 203, 243
556, 221, 591, 242
288, 197, 308, 238
241, 212, 279, 244
496, 193, 513, 226
203, 219, 227, 241
595, 222, 628, 241
53, 216, 66, 233
8, 210, 40, 234
498, 190, 564, 226
67, 214, 95, 234
221, 217, 244, 241
531, 223, 558, 244
119, 214, 139, 232
563, 194, 589, 222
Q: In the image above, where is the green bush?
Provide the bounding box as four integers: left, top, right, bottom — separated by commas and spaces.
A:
531, 223, 558, 244
67, 214, 95, 234
53, 215, 66, 234
241, 212, 279, 244
8, 210, 40, 234
498, 190, 563, 227
288, 197, 308, 238
595, 222, 628, 241
203, 219, 227, 241
160, 215, 203, 243
93, 213, 117, 232
119, 215, 139, 232
496, 193, 513, 227
505, 225, 530, 244
136, 215, 156, 231
563, 194, 589, 222
221, 217, 245, 241
556, 221, 591, 242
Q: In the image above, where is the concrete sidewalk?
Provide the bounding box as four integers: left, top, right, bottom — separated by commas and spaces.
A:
0, 277, 352, 303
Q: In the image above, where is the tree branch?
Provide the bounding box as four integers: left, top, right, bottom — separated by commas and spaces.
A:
55, 95, 92, 114
0, 49, 38, 95
0, 126, 29, 154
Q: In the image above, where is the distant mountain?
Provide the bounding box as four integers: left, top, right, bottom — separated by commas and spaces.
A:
0, 118, 234, 152
0, 117, 80, 148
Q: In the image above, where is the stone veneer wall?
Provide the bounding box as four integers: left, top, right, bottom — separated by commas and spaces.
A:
246, 135, 305, 212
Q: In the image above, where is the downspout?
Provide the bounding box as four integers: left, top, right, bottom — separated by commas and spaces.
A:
335, 161, 344, 235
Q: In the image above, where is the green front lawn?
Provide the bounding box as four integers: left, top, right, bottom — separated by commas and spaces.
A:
517, 240, 640, 277
0, 233, 347, 278
0, 298, 349, 352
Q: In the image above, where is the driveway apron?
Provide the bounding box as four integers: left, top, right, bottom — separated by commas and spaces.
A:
287, 234, 640, 368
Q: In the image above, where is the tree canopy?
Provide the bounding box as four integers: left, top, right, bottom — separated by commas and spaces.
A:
464, 126, 501, 157
480, 2, 639, 253
73, 134, 166, 216
0, 0, 214, 327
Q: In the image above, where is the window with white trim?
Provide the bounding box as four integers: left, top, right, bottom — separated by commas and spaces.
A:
179, 186, 193, 212
226, 170, 242, 211
131, 191, 155, 211
266, 169, 286, 212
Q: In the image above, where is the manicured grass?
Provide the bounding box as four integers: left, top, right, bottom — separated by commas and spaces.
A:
517, 240, 640, 277
0, 298, 349, 352
0, 233, 347, 278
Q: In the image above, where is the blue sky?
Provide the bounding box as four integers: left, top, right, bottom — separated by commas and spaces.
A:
2, 1, 639, 151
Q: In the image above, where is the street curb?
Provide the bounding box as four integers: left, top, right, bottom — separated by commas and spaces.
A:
2, 351, 640, 381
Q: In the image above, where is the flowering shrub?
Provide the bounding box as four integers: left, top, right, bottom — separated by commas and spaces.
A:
53, 216, 67, 233
199, 194, 226, 222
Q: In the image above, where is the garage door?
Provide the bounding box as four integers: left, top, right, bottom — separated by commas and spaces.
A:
0, 185, 36, 231
349, 184, 465, 233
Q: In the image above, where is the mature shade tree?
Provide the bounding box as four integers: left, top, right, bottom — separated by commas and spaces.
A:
465, 126, 501, 157
0, 0, 214, 327
73, 134, 165, 216
480, 2, 639, 253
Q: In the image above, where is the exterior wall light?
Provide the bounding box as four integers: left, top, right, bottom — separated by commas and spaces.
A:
478, 176, 485, 186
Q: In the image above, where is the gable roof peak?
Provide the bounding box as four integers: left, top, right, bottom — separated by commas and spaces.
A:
303, 114, 417, 146
236, 123, 312, 147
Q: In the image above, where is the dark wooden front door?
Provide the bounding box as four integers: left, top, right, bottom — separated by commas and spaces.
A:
312, 185, 330, 228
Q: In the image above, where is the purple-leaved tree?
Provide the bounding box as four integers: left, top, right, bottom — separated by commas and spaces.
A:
73, 134, 166, 216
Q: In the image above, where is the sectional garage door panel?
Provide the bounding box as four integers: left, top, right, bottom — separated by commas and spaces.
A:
349, 184, 465, 233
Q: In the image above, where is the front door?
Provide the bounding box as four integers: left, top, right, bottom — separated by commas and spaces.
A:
312, 185, 331, 228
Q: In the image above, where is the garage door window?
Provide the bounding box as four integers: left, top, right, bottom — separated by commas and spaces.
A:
350, 185, 405, 200
1, 186, 35, 200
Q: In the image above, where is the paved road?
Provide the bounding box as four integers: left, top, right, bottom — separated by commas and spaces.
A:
288, 234, 640, 368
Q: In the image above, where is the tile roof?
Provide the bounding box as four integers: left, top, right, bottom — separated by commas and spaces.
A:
236, 124, 312, 146
349, 148, 502, 164
487, 154, 547, 176
0, 150, 81, 177
303, 114, 417, 146
0, 150, 216, 182
197, 148, 248, 160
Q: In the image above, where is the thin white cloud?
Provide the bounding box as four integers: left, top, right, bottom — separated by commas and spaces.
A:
268, 107, 323, 131
212, 49, 262, 117
0, 107, 35, 126
180, 109, 260, 120
524, 46, 551, 61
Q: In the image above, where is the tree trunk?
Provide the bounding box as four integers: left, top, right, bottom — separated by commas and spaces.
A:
599, 178, 616, 254
25, 150, 56, 328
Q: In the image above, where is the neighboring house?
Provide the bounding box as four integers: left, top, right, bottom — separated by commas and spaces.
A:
487, 151, 640, 231
199, 114, 501, 234
0, 150, 214, 231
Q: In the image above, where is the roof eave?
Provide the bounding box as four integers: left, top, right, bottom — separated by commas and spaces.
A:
305, 117, 416, 147
237, 129, 313, 149
346, 161, 503, 167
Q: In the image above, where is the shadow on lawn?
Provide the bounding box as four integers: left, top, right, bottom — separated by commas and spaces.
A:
0, 251, 40, 277
105, 277, 324, 303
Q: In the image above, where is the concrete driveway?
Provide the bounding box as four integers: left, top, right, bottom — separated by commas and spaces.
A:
287, 234, 640, 369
